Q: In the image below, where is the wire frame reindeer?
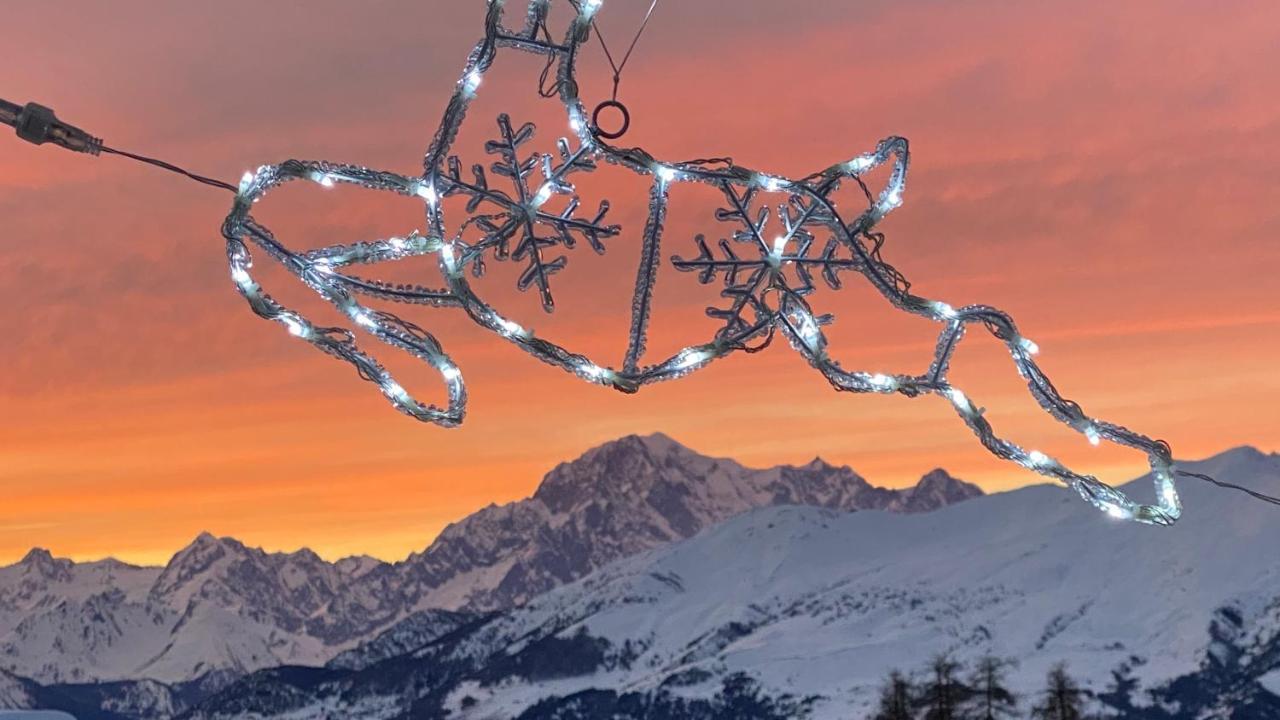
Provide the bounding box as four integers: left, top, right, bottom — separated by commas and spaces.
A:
222, 0, 1183, 525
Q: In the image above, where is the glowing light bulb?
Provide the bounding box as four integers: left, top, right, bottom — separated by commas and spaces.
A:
870, 373, 898, 391
1018, 337, 1040, 355
1085, 426, 1102, 446
655, 165, 677, 183
416, 181, 438, 206
464, 69, 483, 96
676, 348, 710, 369
882, 187, 903, 209
1105, 504, 1130, 520
496, 317, 527, 338
581, 362, 611, 380
1028, 450, 1051, 467
385, 380, 409, 401
532, 184, 554, 207
757, 174, 784, 192
932, 301, 959, 320
845, 155, 874, 173
283, 316, 308, 337
353, 310, 376, 329
947, 387, 969, 409
441, 244, 458, 274
238, 171, 255, 195
441, 365, 462, 382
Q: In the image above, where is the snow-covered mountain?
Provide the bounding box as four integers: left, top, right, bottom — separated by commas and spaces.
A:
0, 433, 976, 687
391, 433, 981, 611
182, 446, 1280, 720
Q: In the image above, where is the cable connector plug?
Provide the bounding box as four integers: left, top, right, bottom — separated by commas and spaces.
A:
1, 98, 102, 155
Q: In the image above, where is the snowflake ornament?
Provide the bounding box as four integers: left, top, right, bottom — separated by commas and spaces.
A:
222, 0, 1183, 526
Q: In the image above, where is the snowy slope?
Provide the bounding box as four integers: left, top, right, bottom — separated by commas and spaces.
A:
394, 432, 980, 611
0, 536, 397, 685
0, 433, 977, 686
188, 446, 1280, 720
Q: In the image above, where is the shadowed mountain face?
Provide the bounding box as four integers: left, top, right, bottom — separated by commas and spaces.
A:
0, 433, 979, 686
177, 447, 1280, 720
393, 433, 982, 611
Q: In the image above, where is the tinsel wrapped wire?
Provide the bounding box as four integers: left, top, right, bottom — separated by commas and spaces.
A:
221, 0, 1185, 525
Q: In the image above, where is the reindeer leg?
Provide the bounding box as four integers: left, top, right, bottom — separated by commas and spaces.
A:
775, 291, 1182, 525
226, 161, 466, 427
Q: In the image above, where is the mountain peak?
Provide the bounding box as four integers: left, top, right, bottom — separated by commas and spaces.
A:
19, 547, 54, 565
15, 547, 72, 581
892, 468, 984, 513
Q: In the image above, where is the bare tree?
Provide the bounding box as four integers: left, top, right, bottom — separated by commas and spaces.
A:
966, 655, 1017, 720
1031, 662, 1087, 720
920, 654, 967, 720
872, 669, 914, 720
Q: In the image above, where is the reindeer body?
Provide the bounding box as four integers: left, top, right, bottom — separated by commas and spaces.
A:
222, 0, 1183, 525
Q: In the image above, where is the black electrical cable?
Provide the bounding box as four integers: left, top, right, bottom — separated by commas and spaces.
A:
1177, 470, 1280, 507
99, 145, 236, 193
3, 96, 235, 193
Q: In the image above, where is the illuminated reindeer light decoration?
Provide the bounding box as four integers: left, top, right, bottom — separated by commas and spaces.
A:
223, 0, 1183, 525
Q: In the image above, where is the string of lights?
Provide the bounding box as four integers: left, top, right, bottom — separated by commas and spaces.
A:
5, 0, 1273, 525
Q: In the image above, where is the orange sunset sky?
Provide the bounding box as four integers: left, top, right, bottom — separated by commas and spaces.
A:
2, 0, 1278, 566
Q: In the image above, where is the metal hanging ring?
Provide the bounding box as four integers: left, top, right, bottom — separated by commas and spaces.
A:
591, 100, 630, 140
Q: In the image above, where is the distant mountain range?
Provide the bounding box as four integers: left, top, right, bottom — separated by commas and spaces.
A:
171, 445, 1280, 720
0, 433, 980, 690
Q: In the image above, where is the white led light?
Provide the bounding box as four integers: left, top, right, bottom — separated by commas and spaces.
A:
581, 362, 611, 380
1028, 450, 1051, 467
416, 181, 438, 206
932, 301, 959, 320
385, 380, 409, 401
845, 155, 874, 173
310, 171, 335, 188
532, 184, 554, 207
238, 171, 255, 195
441, 243, 458, 274
441, 365, 462, 382
758, 174, 784, 192
882, 187, 903, 210
283, 316, 308, 337
353, 310, 376, 329
1085, 425, 1102, 446
231, 266, 252, 285
496, 316, 527, 338
655, 165, 677, 183
947, 387, 969, 408
1018, 337, 1040, 355
870, 373, 898, 391
464, 69, 483, 95
1105, 503, 1130, 520
676, 349, 711, 369
581, 0, 603, 18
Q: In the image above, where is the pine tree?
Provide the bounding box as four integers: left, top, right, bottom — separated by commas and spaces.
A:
1031, 663, 1087, 720
920, 654, 966, 720
872, 669, 914, 720
966, 655, 1017, 720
